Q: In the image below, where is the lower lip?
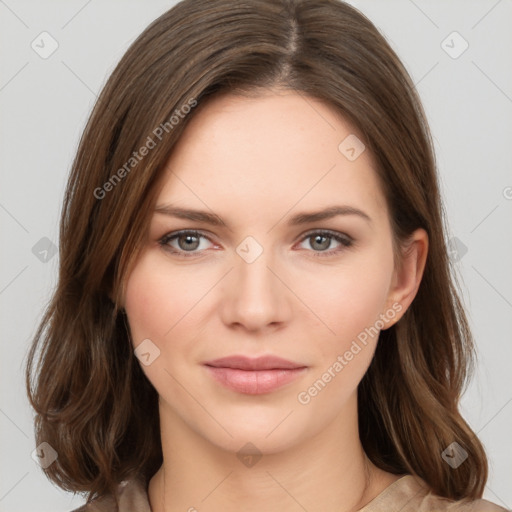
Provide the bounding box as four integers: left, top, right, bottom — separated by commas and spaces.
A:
204, 366, 307, 395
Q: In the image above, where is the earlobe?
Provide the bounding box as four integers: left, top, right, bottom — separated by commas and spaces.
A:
108, 280, 127, 311
383, 228, 429, 328
107, 290, 117, 306
107, 290, 126, 315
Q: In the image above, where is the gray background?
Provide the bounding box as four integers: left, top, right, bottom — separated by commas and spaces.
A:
1, 1, 511, 510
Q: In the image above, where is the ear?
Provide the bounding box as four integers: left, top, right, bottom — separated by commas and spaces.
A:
382, 228, 428, 329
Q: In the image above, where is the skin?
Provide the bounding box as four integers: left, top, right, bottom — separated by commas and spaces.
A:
123, 89, 428, 512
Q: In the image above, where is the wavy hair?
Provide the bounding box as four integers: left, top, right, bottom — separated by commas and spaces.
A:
26, 0, 488, 504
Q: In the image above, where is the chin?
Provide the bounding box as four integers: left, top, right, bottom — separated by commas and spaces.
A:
206, 427, 304, 458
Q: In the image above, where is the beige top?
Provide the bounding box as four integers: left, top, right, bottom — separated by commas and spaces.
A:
72, 474, 510, 512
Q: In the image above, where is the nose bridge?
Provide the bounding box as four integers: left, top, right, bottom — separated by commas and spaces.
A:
223, 234, 290, 330
235, 234, 279, 301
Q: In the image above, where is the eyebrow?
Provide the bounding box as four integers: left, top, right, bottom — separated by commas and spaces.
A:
154, 204, 372, 227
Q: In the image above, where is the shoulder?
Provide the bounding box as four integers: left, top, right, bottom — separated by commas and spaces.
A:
361, 475, 510, 512
69, 478, 151, 512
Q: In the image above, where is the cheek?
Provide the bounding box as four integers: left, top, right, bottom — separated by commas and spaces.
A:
125, 235, 394, 353
293, 253, 394, 411
294, 249, 394, 352
123, 252, 217, 400
123, 252, 209, 344
124, 262, 168, 343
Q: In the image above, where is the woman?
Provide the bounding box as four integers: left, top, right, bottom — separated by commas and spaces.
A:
25, 0, 508, 511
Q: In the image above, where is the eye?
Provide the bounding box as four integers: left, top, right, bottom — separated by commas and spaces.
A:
159, 230, 215, 257
296, 230, 353, 257
159, 229, 353, 258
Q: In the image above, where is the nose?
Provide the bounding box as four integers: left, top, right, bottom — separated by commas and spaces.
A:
219, 245, 293, 333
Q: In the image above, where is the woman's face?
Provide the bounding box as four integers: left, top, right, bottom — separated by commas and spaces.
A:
124, 90, 409, 454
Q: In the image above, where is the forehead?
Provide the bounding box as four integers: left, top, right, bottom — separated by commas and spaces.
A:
156, 91, 388, 226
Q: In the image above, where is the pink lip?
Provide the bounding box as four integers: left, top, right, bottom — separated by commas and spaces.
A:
204, 355, 304, 370
203, 355, 307, 395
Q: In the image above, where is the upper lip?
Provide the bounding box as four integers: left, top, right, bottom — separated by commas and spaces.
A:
204, 355, 306, 370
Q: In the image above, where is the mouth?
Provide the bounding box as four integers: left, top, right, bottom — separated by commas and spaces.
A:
203, 355, 308, 395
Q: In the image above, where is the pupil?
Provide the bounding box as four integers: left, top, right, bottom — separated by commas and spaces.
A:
180, 234, 199, 250
313, 235, 329, 251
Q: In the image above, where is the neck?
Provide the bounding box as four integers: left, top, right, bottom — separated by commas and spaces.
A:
148, 393, 398, 512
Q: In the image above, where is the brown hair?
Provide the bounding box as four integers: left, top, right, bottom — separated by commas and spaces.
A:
26, 0, 488, 504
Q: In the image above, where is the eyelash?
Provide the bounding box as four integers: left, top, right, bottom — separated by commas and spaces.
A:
158, 229, 353, 258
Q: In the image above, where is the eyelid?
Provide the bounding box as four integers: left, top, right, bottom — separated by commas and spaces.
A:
298, 228, 352, 243
158, 228, 354, 258
295, 229, 354, 257
159, 229, 217, 257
